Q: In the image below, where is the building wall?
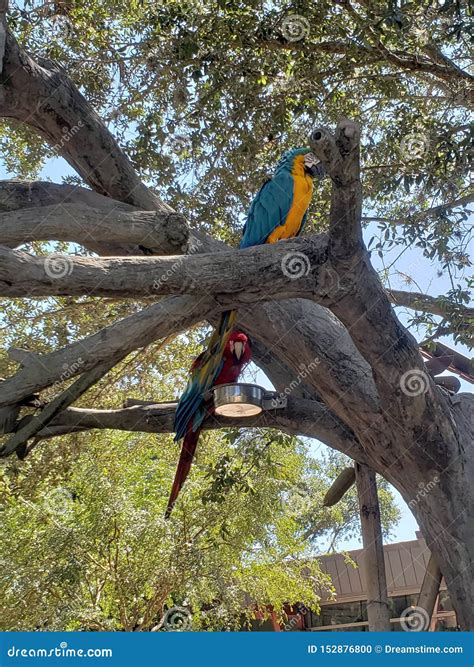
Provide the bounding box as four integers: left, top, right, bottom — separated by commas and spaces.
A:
287, 539, 457, 631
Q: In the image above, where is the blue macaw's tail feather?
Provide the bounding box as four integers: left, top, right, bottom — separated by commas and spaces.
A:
173, 309, 237, 442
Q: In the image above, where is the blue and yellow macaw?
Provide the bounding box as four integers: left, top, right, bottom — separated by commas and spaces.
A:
166, 147, 321, 517
240, 147, 322, 247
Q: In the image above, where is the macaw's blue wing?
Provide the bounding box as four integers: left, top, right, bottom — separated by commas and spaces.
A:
299, 210, 309, 237
240, 170, 294, 248
173, 310, 237, 441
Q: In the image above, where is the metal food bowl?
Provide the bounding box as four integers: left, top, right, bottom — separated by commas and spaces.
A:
212, 383, 265, 417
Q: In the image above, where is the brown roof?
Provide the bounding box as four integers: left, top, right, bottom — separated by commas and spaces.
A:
317, 539, 445, 603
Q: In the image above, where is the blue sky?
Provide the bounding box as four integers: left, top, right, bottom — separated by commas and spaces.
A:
1, 150, 472, 553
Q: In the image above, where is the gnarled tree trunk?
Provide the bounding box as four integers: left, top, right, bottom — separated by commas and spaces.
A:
0, 17, 473, 628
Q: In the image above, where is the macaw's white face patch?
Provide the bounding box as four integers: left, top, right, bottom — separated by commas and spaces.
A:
303, 152, 318, 169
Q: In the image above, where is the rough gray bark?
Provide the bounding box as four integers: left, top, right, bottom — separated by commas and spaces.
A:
1, 22, 473, 628
25, 397, 363, 462
0, 203, 189, 255
0, 296, 217, 407
0, 357, 119, 457
2, 180, 468, 319
0, 235, 329, 299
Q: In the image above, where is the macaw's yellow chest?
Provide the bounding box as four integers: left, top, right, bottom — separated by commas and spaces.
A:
266, 166, 314, 244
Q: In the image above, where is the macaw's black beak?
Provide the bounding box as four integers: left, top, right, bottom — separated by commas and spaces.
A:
306, 162, 326, 179
305, 164, 319, 177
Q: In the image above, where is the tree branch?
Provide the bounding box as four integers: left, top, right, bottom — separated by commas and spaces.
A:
29, 397, 367, 463
0, 236, 329, 299
260, 29, 472, 108
0, 27, 167, 211
0, 179, 135, 213
0, 202, 189, 255
388, 289, 474, 321
309, 121, 426, 403
339, 0, 473, 91
237, 300, 380, 425
0, 296, 217, 408
0, 357, 119, 458
310, 119, 363, 255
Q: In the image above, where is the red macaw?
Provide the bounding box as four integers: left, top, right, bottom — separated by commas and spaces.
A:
165, 330, 251, 518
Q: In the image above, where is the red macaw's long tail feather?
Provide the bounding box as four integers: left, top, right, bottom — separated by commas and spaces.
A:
164, 425, 201, 519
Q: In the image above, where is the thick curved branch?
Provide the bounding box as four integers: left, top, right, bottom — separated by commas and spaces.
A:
0, 180, 135, 212
311, 120, 363, 260
31, 397, 367, 463
238, 300, 380, 426
0, 179, 146, 255
0, 202, 189, 255
0, 236, 329, 299
0, 296, 217, 408
309, 121, 426, 404
0, 28, 166, 211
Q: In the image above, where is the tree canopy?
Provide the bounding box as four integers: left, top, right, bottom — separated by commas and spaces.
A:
0, 423, 400, 630
0, 0, 472, 629
3, 0, 471, 350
